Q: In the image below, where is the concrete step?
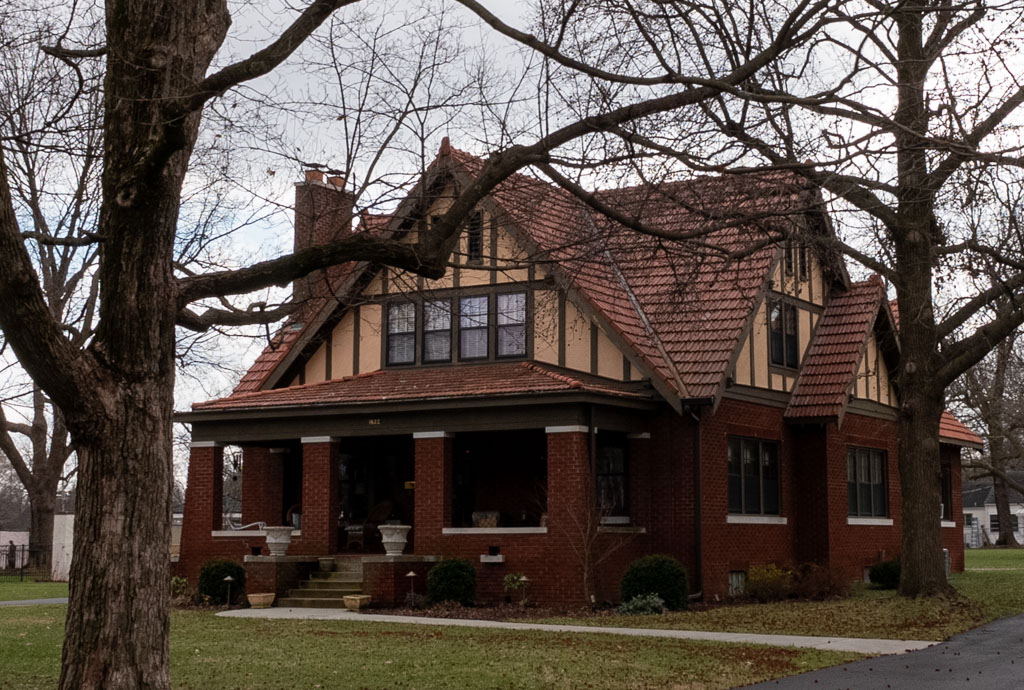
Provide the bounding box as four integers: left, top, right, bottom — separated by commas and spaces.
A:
302, 578, 362, 589
287, 586, 360, 599
310, 571, 363, 582
276, 597, 350, 609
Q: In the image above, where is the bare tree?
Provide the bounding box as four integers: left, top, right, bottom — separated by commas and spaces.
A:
0, 0, 840, 685
490, 0, 1024, 596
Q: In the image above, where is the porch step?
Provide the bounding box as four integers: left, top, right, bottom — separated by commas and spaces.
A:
275, 596, 351, 609
275, 558, 364, 608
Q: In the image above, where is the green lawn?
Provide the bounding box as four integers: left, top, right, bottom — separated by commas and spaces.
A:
527, 550, 1024, 641
0, 607, 860, 690
0, 581, 68, 602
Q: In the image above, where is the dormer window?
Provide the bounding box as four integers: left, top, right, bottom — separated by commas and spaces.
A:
769, 300, 798, 368
387, 302, 416, 365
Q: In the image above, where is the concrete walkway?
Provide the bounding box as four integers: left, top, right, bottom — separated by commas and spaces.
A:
218, 607, 933, 655
0, 597, 68, 606
742, 613, 1024, 689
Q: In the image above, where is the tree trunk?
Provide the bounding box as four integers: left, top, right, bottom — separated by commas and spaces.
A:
993, 477, 1021, 547
28, 487, 56, 569
59, 385, 174, 690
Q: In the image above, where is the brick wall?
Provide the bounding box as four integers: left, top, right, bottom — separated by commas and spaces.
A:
246, 558, 318, 599
241, 447, 284, 526
824, 413, 902, 583
289, 440, 339, 555
699, 399, 796, 599
941, 444, 965, 573
293, 176, 354, 302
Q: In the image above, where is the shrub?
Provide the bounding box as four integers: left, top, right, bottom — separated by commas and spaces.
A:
170, 576, 190, 599
790, 563, 840, 600
869, 559, 901, 590
745, 564, 793, 602
621, 554, 689, 610
427, 558, 476, 606
617, 593, 665, 615
404, 591, 428, 609
198, 559, 246, 605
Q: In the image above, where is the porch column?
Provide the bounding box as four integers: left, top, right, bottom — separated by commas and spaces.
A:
179, 441, 224, 579
545, 426, 591, 535
413, 431, 453, 554
299, 437, 339, 555
241, 447, 284, 526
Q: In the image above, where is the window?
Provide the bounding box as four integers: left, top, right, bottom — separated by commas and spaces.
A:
847, 447, 887, 517
423, 299, 452, 363
596, 432, 628, 519
386, 302, 416, 365
460, 296, 489, 359
727, 436, 780, 515
497, 292, 527, 357
768, 300, 799, 368
990, 514, 1020, 532
940, 463, 953, 521
466, 212, 483, 264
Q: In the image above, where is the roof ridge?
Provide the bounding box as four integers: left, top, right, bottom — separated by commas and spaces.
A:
522, 361, 583, 389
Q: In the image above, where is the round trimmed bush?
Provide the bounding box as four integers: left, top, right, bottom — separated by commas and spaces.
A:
869, 559, 900, 590
427, 558, 476, 606
198, 559, 246, 604
621, 554, 689, 610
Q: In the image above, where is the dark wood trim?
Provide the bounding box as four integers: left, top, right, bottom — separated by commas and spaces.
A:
352, 305, 361, 375
721, 384, 790, 409
748, 331, 756, 386
846, 398, 898, 421
590, 322, 599, 375
558, 292, 566, 367
766, 290, 825, 314
324, 328, 333, 380
623, 356, 631, 381
489, 215, 498, 284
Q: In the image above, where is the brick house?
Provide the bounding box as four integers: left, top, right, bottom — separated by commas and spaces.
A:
175, 140, 981, 606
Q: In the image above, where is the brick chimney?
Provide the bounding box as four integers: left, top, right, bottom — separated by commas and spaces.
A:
293, 171, 355, 303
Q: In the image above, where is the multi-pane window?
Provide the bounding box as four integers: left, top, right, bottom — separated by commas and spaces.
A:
769, 300, 799, 368
466, 212, 484, 264
990, 514, 1020, 532
386, 302, 416, 365
596, 432, 628, 519
459, 296, 489, 360
727, 436, 780, 515
497, 292, 527, 357
847, 447, 887, 517
423, 299, 452, 363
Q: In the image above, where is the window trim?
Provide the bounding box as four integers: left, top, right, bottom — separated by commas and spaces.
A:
847, 446, 888, 518
727, 435, 781, 517
466, 212, 484, 265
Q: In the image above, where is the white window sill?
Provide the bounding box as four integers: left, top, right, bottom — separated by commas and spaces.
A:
211, 529, 301, 538
600, 516, 631, 525
846, 517, 893, 527
442, 527, 547, 535
941, 520, 956, 528
726, 515, 787, 525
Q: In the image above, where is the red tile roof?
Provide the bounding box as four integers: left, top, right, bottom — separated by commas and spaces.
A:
196, 361, 654, 412
940, 411, 983, 449
785, 276, 885, 419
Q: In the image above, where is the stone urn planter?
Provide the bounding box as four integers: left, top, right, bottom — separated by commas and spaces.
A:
378, 524, 411, 557
264, 526, 293, 556
247, 593, 275, 609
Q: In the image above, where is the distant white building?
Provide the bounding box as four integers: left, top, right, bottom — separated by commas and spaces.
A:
963, 472, 1024, 547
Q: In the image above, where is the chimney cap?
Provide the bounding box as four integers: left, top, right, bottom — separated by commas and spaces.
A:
304, 169, 324, 183
327, 175, 345, 188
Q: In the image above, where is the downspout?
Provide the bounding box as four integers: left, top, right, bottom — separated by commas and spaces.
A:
688, 405, 703, 601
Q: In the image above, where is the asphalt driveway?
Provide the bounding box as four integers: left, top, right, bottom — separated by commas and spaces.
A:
743, 612, 1024, 689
